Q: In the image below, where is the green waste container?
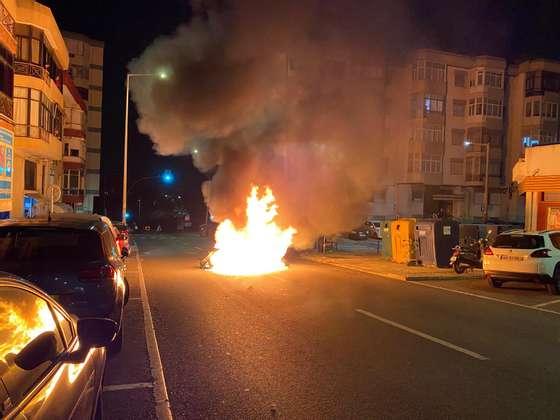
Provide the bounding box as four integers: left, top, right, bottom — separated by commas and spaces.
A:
381, 221, 392, 258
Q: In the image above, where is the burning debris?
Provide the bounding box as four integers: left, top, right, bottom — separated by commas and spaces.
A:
201, 186, 296, 276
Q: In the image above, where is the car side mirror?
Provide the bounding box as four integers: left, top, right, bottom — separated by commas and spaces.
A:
121, 247, 129, 258
15, 331, 58, 370
77, 318, 118, 348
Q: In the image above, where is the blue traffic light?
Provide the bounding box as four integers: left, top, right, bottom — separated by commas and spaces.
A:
162, 170, 174, 184
125, 211, 131, 220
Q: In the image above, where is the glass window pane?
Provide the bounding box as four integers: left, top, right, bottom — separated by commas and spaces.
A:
29, 101, 39, 126
30, 89, 40, 101
31, 39, 40, 64
0, 286, 64, 407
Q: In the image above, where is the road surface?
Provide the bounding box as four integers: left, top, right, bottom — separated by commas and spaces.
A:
103, 233, 560, 419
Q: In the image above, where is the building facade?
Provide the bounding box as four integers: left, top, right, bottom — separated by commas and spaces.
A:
0, 0, 16, 218
11, 0, 68, 217
62, 71, 86, 209
374, 50, 510, 222
63, 31, 103, 213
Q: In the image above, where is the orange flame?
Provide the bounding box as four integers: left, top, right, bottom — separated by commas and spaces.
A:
210, 186, 296, 276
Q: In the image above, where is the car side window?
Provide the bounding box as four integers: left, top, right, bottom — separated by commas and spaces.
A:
53, 307, 74, 347
0, 287, 65, 408
550, 233, 560, 250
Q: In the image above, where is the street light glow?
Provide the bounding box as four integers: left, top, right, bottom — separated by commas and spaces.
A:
464, 140, 472, 147
158, 71, 168, 80
162, 170, 175, 184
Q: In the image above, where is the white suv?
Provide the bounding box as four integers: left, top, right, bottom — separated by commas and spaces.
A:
483, 230, 560, 295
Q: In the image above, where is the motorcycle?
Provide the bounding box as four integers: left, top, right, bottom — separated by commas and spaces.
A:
450, 236, 490, 274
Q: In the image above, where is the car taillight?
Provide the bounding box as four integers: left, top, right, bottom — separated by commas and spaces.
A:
484, 247, 494, 256
79, 265, 117, 282
530, 248, 551, 258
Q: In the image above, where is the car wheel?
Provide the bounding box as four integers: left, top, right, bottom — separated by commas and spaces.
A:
108, 326, 123, 356
487, 276, 501, 288
123, 277, 130, 306
453, 262, 466, 274
93, 388, 103, 420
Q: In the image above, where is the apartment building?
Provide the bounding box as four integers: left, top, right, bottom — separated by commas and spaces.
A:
11, 0, 68, 217
505, 59, 560, 223
62, 71, 86, 208
0, 1, 15, 218
63, 31, 103, 213
375, 49, 508, 221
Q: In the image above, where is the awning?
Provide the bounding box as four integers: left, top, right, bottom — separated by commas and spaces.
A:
24, 191, 46, 202
519, 175, 560, 193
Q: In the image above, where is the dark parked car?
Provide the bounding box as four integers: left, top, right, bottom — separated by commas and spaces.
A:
0, 217, 128, 353
0, 276, 117, 419
112, 221, 130, 255
348, 226, 369, 240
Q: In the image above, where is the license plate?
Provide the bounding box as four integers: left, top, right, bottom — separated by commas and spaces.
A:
499, 255, 524, 261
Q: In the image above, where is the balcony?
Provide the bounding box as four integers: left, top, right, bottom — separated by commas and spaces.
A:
14, 61, 63, 91
0, 2, 15, 37
0, 92, 13, 120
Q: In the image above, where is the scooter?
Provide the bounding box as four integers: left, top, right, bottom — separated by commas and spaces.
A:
450, 236, 489, 274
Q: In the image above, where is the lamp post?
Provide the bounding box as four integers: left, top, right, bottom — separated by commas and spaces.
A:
122, 71, 168, 223
464, 140, 491, 223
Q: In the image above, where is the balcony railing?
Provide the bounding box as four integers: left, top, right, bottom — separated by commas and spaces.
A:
0, 2, 14, 37
0, 92, 13, 120
14, 61, 51, 84
63, 188, 84, 197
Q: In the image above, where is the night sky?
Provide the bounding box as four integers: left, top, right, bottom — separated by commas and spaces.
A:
41, 0, 560, 225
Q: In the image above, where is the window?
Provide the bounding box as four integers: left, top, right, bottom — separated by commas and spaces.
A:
424, 95, 444, 114
70, 149, 79, 157
0, 44, 13, 100
468, 97, 502, 118
13, 87, 62, 139
411, 184, 424, 200
525, 101, 532, 117
452, 99, 466, 117
0, 286, 64, 408
15, 24, 61, 88
421, 154, 441, 173
24, 160, 36, 190
0, 228, 104, 263
63, 169, 81, 193
550, 233, 560, 250
484, 72, 503, 88
407, 152, 421, 173
543, 102, 558, 119
526, 71, 560, 95
477, 71, 483, 85
412, 61, 445, 81
422, 127, 443, 144
410, 94, 420, 118
450, 158, 464, 175
533, 99, 541, 116
493, 234, 545, 249
64, 143, 69, 156
77, 87, 88, 101
454, 70, 466, 87
489, 159, 501, 177
452, 129, 465, 145
53, 307, 74, 346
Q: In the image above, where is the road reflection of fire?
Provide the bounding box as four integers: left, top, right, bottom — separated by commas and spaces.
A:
210, 186, 296, 276
0, 300, 56, 363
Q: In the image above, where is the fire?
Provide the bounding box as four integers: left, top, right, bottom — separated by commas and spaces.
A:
210, 186, 296, 276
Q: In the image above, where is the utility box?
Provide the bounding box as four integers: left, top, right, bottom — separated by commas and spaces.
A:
415, 219, 460, 267
391, 218, 416, 264
381, 221, 393, 258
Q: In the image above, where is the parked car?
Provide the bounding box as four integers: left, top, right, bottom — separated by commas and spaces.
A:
0, 217, 128, 352
348, 226, 369, 240
0, 276, 117, 419
112, 221, 130, 255
483, 230, 560, 294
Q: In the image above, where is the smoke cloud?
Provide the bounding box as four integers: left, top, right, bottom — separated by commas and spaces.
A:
128, 0, 412, 247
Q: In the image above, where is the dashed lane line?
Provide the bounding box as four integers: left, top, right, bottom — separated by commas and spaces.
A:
104, 382, 154, 392
356, 309, 489, 361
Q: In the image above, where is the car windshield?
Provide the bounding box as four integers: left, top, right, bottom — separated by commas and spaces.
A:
0, 228, 104, 263
492, 234, 545, 249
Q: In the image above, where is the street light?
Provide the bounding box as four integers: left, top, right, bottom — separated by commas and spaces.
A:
464, 140, 491, 223
122, 70, 169, 223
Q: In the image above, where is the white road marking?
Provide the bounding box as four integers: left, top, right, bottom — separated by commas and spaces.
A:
355, 309, 489, 361
135, 247, 173, 420
268, 274, 286, 281
103, 382, 153, 392
128, 297, 142, 301
533, 299, 560, 308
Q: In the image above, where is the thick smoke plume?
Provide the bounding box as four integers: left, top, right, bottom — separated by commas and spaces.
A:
129, 0, 410, 247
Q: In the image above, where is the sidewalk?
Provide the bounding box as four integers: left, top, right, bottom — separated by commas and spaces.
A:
301, 251, 482, 281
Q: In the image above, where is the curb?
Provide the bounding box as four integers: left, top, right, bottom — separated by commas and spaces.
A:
301, 255, 482, 282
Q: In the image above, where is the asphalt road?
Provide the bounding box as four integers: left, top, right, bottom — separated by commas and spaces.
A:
104, 233, 560, 419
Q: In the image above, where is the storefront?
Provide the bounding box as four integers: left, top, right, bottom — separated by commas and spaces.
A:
0, 127, 13, 218
513, 144, 560, 231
